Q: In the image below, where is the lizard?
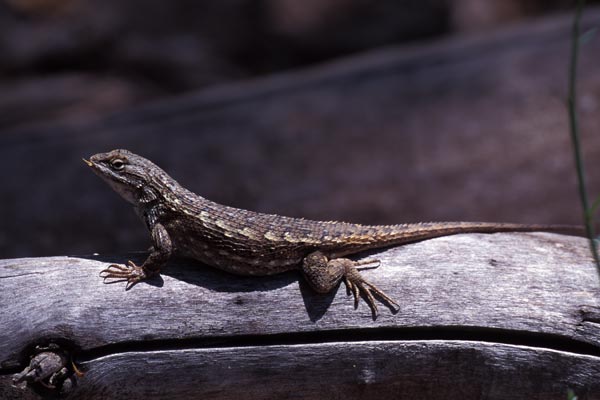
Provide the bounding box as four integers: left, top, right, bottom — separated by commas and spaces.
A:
84, 149, 580, 316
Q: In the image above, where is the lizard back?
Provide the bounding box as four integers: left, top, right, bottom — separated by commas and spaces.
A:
161, 190, 575, 274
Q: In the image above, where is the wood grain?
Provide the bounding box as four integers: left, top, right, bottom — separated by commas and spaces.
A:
1, 232, 599, 398
61, 342, 600, 399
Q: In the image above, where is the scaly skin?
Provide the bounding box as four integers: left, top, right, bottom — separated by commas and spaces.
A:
84, 149, 579, 316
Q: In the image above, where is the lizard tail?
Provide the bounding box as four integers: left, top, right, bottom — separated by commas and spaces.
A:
326, 222, 585, 255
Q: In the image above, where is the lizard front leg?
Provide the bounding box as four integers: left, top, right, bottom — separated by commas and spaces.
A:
100, 223, 172, 290
301, 251, 399, 316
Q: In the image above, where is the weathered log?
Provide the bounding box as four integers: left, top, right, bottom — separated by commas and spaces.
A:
1, 232, 599, 399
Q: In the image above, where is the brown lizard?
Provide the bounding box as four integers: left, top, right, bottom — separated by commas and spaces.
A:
84, 149, 580, 316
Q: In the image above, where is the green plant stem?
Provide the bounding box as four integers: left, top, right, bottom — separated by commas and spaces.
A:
568, 0, 600, 273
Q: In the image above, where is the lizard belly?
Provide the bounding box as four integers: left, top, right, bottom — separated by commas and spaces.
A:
174, 240, 303, 276
163, 214, 314, 276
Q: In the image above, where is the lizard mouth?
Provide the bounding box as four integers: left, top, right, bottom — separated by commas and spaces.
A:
82, 158, 94, 167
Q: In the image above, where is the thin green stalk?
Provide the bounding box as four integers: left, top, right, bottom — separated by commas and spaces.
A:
567, 388, 578, 400
567, 0, 600, 273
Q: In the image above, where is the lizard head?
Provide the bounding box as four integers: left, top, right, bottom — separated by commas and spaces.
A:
84, 149, 175, 205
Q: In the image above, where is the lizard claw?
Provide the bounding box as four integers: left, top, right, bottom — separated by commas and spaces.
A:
344, 276, 361, 309
100, 260, 147, 290
353, 258, 381, 270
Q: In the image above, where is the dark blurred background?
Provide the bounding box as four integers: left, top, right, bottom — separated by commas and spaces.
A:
2, 0, 600, 258
2, 0, 596, 129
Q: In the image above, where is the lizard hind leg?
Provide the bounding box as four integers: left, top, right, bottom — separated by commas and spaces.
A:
301, 251, 398, 316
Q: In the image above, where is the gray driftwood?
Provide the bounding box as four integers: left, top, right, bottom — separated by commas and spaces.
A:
1, 232, 600, 399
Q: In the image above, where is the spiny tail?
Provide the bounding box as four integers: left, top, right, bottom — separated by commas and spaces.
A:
331, 222, 584, 254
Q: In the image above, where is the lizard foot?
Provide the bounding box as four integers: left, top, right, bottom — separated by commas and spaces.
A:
302, 251, 398, 317
343, 262, 399, 316
99, 260, 148, 290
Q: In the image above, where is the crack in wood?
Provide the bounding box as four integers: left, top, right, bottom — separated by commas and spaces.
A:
579, 306, 600, 324
0, 272, 44, 279
73, 327, 600, 364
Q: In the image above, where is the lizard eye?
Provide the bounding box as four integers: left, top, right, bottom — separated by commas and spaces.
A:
110, 159, 126, 171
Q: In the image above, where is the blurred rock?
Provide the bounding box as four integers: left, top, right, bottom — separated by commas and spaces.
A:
0, 74, 149, 128
1, 9, 600, 257
450, 0, 579, 31
0, 0, 595, 131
